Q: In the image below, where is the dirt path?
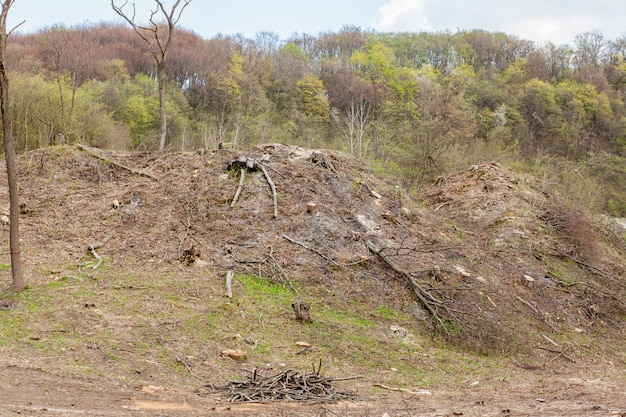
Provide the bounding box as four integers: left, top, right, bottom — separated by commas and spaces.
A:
1, 365, 624, 416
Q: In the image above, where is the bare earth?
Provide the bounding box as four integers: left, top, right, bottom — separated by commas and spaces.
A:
1, 144, 625, 416
0, 364, 625, 416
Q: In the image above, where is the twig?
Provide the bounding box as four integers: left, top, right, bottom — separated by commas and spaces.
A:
282, 234, 340, 268
373, 383, 430, 395
75, 143, 158, 181
231, 168, 246, 207
541, 334, 559, 347
513, 295, 558, 332
176, 356, 204, 381
260, 164, 278, 218
267, 246, 298, 294
83, 235, 112, 270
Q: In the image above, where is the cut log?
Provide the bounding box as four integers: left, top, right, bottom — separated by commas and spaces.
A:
225, 270, 234, 298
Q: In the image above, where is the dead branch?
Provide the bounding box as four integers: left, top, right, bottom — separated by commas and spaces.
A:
82, 235, 112, 270
260, 165, 278, 218
176, 355, 204, 381
282, 234, 340, 267
366, 240, 453, 335
226, 247, 297, 294
178, 216, 192, 259
217, 368, 359, 403
550, 251, 625, 307
76, 143, 158, 181
513, 295, 558, 332
539, 346, 576, 364
231, 168, 246, 207
373, 383, 430, 395
266, 246, 297, 294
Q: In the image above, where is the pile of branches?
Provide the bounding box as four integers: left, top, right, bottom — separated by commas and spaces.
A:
219, 365, 359, 403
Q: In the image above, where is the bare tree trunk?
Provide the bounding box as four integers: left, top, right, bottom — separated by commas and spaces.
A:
0, 0, 24, 292
157, 61, 167, 151
111, 0, 193, 152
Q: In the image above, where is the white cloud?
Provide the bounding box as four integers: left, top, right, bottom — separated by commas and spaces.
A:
374, 0, 432, 32
509, 14, 595, 45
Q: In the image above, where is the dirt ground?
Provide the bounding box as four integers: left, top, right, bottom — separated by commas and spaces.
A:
1, 144, 625, 416
0, 364, 624, 416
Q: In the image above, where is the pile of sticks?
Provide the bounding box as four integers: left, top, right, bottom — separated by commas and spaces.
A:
220, 366, 359, 403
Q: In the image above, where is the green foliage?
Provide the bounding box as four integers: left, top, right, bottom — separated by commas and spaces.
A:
5, 25, 626, 214
296, 73, 330, 121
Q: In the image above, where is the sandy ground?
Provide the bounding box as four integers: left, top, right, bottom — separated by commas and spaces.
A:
1, 365, 624, 416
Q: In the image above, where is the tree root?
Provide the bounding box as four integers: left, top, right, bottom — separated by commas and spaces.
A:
228, 156, 278, 218
231, 168, 246, 207
80, 235, 112, 270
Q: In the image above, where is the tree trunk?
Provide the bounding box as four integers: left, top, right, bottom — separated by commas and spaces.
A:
0, 1, 24, 292
292, 301, 312, 323
157, 61, 167, 151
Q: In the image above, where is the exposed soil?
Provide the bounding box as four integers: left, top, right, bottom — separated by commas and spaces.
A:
0, 144, 624, 415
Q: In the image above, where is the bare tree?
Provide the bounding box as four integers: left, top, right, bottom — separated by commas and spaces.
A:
111, 0, 192, 151
334, 98, 369, 158
0, 0, 24, 291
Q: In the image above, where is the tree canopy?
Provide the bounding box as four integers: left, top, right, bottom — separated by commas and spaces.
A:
5, 24, 626, 214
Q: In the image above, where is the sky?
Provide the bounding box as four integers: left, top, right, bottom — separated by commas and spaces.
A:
7, 0, 626, 46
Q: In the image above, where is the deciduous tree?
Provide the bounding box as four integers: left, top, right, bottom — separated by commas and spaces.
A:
111, 0, 192, 151
0, 0, 24, 291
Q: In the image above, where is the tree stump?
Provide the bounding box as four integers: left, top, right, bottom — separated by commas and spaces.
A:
292, 301, 312, 323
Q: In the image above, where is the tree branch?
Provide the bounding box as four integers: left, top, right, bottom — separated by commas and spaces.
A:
76, 143, 159, 181
366, 240, 452, 335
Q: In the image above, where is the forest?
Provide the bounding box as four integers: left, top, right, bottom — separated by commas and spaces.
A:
5, 24, 626, 215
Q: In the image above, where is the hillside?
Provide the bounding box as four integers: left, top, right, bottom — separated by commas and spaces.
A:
0, 144, 625, 415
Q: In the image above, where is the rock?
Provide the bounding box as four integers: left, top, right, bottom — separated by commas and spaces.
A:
390, 325, 407, 338
194, 259, 210, 268
0, 215, 9, 225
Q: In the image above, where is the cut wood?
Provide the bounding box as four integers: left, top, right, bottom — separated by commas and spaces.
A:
225, 270, 234, 298
221, 349, 248, 361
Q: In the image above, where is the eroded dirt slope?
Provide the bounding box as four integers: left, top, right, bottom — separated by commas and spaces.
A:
2, 144, 625, 354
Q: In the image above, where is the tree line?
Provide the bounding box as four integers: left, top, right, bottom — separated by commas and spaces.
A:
5, 23, 626, 214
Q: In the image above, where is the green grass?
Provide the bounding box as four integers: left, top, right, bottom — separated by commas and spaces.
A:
2, 260, 617, 395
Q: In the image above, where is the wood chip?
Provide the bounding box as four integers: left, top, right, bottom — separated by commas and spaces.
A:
220, 349, 247, 361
